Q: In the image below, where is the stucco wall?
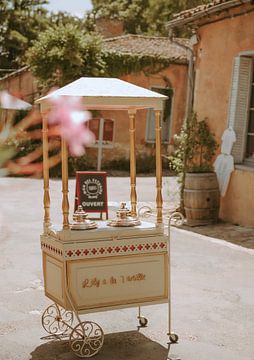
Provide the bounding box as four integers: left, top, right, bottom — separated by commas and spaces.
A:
124, 64, 188, 144
0, 69, 38, 124
0, 63, 188, 168
94, 64, 188, 163
193, 7, 254, 226
220, 168, 254, 226
1, 69, 38, 103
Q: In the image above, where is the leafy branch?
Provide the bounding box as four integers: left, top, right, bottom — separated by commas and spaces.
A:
169, 113, 218, 212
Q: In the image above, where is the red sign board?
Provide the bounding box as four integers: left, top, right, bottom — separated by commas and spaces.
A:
75, 171, 108, 219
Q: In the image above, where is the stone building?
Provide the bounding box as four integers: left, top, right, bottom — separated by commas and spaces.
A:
92, 34, 189, 165
0, 34, 189, 169
168, 0, 254, 226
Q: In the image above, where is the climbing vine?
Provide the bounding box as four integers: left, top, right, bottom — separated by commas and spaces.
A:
26, 23, 174, 91
103, 51, 172, 77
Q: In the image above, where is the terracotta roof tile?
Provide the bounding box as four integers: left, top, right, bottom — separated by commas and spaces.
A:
169, 0, 251, 26
172, 0, 231, 20
1, 35, 189, 82
103, 34, 190, 64
0, 66, 29, 81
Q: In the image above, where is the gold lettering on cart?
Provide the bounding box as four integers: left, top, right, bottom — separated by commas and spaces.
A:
126, 273, 146, 281
82, 277, 100, 288
110, 276, 117, 284
82, 273, 146, 288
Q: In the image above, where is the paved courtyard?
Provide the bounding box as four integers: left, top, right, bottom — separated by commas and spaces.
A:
0, 177, 254, 360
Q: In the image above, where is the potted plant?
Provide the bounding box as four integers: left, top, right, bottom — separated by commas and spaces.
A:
169, 113, 219, 226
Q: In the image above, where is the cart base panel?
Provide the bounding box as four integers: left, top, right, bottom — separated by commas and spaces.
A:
43, 251, 168, 312
40, 222, 171, 358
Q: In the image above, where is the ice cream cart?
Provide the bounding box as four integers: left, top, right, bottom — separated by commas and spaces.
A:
37, 77, 178, 358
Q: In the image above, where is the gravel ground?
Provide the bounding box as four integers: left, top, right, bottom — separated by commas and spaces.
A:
0, 177, 253, 360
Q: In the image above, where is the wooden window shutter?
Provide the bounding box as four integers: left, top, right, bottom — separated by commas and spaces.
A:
228, 56, 253, 163
146, 109, 156, 142
145, 88, 173, 143
145, 109, 169, 143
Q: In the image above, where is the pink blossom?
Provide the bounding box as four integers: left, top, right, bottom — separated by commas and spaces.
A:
0, 90, 31, 110
48, 95, 95, 156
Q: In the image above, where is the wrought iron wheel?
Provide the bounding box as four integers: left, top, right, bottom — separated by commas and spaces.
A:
41, 303, 74, 336
169, 333, 179, 343
138, 205, 153, 219
69, 321, 104, 358
168, 212, 184, 226
138, 316, 148, 327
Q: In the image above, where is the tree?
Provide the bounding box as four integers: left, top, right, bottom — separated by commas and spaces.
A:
50, 11, 85, 29
91, 0, 211, 36
26, 23, 106, 90
26, 21, 174, 90
0, 0, 49, 74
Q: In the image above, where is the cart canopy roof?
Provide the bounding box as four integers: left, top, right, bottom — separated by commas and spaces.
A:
36, 77, 167, 111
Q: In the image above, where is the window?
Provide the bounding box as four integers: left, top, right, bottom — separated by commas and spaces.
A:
146, 87, 173, 143
228, 55, 254, 165
88, 118, 114, 143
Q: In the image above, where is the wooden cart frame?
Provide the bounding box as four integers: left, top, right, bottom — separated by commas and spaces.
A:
37, 77, 179, 357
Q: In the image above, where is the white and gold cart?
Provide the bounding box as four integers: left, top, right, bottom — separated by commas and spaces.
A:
37, 77, 178, 358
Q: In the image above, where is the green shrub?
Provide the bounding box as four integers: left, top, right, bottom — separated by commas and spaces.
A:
103, 155, 168, 174
49, 155, 96, 178
168, 112, 218, 212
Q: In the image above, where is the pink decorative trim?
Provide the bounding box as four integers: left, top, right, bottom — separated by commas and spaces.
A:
65, 241, 167, 258
41, 241, 167, 259
41, 242, 63, 256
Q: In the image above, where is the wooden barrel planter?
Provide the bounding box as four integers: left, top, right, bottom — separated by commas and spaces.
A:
184, 172, 220, 226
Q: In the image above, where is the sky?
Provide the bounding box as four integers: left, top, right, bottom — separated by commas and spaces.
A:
45, 0, 92, 18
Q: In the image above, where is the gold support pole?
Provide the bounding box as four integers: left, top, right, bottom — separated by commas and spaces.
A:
42, 112, 51, 231
128, 111, 137, 216
155, 110, 163, 224
61, 138, 69, 229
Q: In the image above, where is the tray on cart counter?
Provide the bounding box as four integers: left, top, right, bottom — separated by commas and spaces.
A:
41, 221, 169, 313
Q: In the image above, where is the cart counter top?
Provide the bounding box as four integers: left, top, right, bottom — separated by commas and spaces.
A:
41, 221, 168, 261
45, 221, 164, 242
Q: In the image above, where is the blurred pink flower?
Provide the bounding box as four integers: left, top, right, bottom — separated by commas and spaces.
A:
0, 90, 32, 110
48, 95, 95, 156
